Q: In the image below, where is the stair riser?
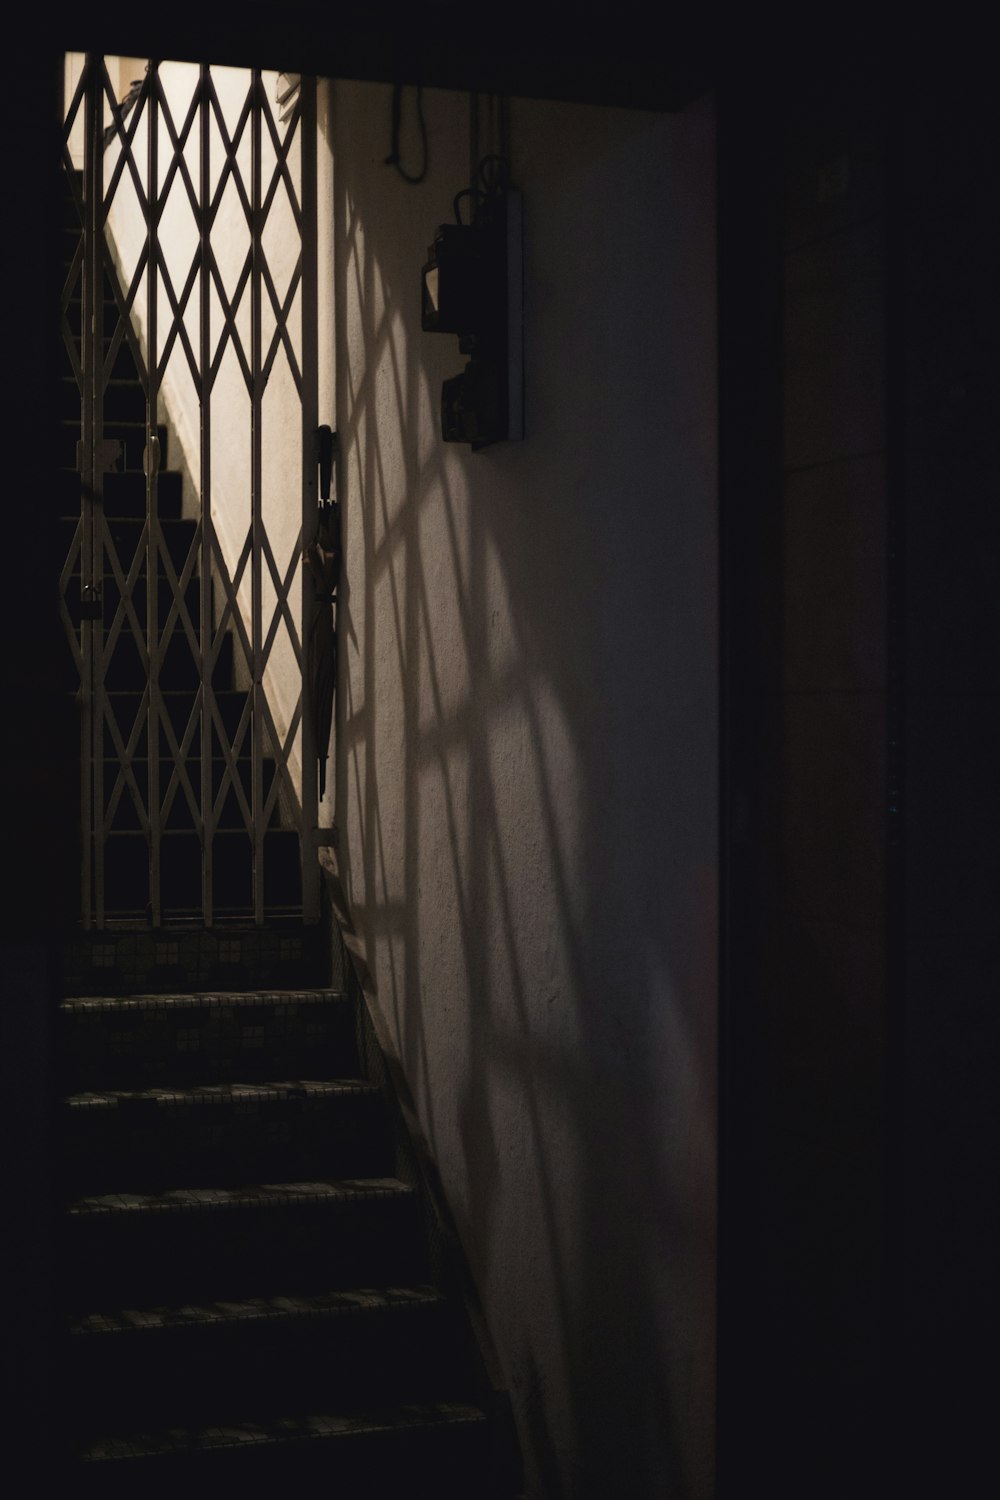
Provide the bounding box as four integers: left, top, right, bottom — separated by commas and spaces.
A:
63, 1304, 465, 1432
62, 932, 330, 999
60, 379, 147, 424
63, 1092, 390, 1193
56, 469, 184, 520
64, 582, 211, 635
60, 422, 169, 473
98, 690, 253, 752
60, 516, 201, 574
63, 1194, 424, 1306
63, 289, 129, 328
60, 630, 235, 694
72, 846, 303, 920
83, 765, 282, 837
69, 708, 261, 782
58, 338, 150, 385
60, 636, 236, 699
62, 1004, 356, 1092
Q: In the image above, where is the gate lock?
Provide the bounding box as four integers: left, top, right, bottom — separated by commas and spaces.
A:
80, 582, 102, 621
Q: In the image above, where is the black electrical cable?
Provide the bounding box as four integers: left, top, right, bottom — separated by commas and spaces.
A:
384, 83, 428, 185
453, 156, 511, 225
453, 186, 484, 225
478, 154, 510, 197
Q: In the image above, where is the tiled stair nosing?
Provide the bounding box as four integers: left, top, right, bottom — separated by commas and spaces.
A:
61, 988, 348, 1014
68, 1285, 447, 1336
79, 1402, 488, 1462
67, 1177, 415, 1216
66, 1079, 379, 1109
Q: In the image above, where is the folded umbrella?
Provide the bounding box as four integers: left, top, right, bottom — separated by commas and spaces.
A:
303, 501, 340, 801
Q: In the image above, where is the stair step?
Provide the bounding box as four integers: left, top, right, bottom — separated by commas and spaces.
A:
62, 1287, 467, 1431
59, 628, 234, 694
63, 1178, 424, 1306
68, 1403, 490, 1497
59, 513, 199, 572
55, 467, 183, 519
89, 687, 256, 760
103, 466, 182, 517
62, 290, 127, 333
75, 825, 302, 918
61, 987, 348, 1014
113, 687, 251, 746
60, 419, 169, 472
62, 924, 331, 998
62, 576, 212, 636
88, 756, 282, 836
82, 1404, 486, 1454
66, 1077, 377, 1107
61, 373, 146, 423
61, 989, 355, 1089
58, 331, 147, 383
63, 1079, 389, 1191
61, 632, 235, 697
66, 1177, 415, 1215
69, 1284, 445, 1336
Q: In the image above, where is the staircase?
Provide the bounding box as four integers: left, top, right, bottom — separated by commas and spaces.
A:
54, 924, 509, 1496
54, 160, 516, 1495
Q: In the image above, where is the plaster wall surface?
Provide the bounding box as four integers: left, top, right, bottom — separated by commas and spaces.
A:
332, 80, 717, 1499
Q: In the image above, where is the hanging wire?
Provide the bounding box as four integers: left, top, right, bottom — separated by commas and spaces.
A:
453, 154, 511, 225
384, 83, 428, 184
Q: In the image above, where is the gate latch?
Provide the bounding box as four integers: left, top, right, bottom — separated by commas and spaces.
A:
75, 438, 123, 479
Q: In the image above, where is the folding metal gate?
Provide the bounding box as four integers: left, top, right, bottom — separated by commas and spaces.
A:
59, 56, 320, 927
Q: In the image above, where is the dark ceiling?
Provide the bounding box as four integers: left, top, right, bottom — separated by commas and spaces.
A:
56, 1, 716, 112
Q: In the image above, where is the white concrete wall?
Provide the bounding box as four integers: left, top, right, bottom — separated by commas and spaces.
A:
332, 80, 717, 1499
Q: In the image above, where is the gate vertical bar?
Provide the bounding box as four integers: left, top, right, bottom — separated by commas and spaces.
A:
88, 57, 108, 928
80, 55, 99, 928
147, 63, 162, 926
251, 70, 264, 923
300, 77, 319, 922
199, 65, 213, 925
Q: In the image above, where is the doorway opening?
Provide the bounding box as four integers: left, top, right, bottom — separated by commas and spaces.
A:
59, 54, 327, 928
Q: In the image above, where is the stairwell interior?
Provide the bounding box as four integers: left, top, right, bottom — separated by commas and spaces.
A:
56, 60, 518, 1496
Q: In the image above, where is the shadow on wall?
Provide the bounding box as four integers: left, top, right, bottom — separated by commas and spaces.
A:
330, 83, 717, 1500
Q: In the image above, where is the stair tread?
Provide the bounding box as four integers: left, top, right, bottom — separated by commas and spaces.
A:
80, 1402, 487, 1461
69, 1285, 445, 1336
62, 988, 347, 1014
58, 514, 194, 525
68, 1178, 414, 1215
67, 1079, 378, 1109
61, 374, 143, 388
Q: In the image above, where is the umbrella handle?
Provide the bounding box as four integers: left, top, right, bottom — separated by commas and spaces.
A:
316, 425, 338, 500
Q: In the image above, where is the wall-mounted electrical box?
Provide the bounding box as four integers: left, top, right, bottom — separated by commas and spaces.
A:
421, 181, 522, 449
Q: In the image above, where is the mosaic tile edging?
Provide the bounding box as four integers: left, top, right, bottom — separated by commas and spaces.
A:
81, 1402, 487, 1461
63, 926, 328, 996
